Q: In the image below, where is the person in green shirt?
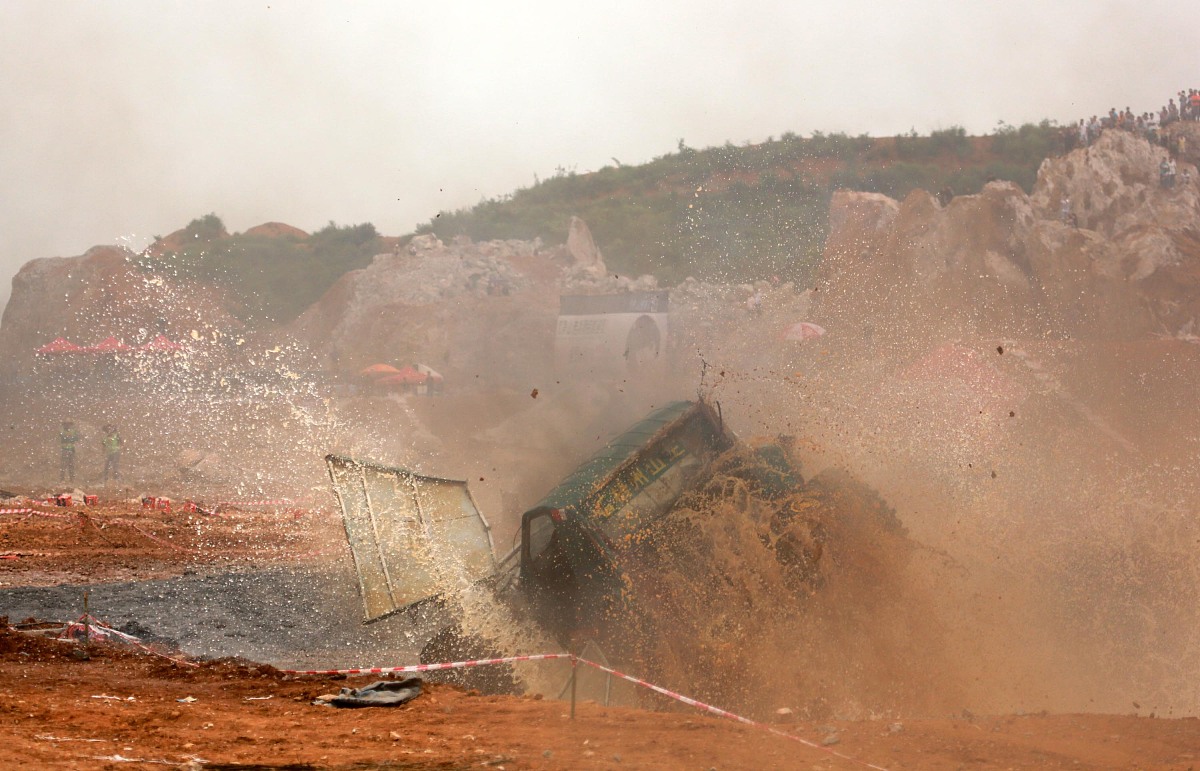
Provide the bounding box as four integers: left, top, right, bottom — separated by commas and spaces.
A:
59, 421, 80, 484
102, 424, 122, 483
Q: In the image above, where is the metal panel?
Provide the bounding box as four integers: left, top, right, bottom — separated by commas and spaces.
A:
326, 455, 497, 622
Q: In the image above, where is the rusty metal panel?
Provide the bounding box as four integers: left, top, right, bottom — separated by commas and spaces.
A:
326, 455, 497, 622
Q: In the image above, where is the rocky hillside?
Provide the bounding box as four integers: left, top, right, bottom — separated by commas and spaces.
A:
813, 124, 1200, 345
289, 217, 663, 385
3, 123, 1197, 379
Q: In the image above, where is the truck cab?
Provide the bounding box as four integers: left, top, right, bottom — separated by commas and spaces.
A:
518, 400, 735, 641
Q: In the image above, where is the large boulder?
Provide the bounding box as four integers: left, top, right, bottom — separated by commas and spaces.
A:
565, 216, 608, 280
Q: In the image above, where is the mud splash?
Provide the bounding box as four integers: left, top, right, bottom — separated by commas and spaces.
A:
606, 445, 958, 721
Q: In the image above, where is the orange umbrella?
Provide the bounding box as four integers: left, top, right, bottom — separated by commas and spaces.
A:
360, 363, 401, 376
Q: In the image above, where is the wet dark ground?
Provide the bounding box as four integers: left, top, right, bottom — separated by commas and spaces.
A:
0, 563, 434, 669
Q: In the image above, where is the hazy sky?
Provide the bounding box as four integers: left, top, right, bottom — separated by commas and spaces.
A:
2, 1, 1197, 308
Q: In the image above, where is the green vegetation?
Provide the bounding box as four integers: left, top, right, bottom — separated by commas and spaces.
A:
418, 121, 1064, 287
139, 217, 380, 322
139, 122, 1066, 320
181, 213, 226, 242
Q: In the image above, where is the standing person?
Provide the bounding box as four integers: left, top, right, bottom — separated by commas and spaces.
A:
746, 289, 763, 316
101, 424, 122, 483
59, 421, 80, 484
1060, 195, 1072, 224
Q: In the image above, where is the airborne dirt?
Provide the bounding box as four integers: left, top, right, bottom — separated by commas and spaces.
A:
2, 501, 1200, 770
3, 127, 1200, 768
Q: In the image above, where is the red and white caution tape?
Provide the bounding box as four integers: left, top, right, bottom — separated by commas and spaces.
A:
57, 614, 199, 669
281, 653, 888, 770
281, 652, 573, 677
573, 657, 888, 770
1, 508, 81, 521
33, 510, 73, 520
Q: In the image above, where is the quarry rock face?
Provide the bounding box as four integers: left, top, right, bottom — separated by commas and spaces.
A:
817, 130, 1200, 343
0, 245, 242, 361
1029, 129, 1196, 236
289, 236, 562, 384
290, 219, 662, 382
1164, 120, 1200, 168
0, 215, 664, 385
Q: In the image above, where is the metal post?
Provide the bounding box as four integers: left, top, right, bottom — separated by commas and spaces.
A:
569, 656, 577, 720
83, 591, 90, 651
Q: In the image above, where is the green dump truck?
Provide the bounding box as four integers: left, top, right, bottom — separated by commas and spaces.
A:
326, 398, 813, 674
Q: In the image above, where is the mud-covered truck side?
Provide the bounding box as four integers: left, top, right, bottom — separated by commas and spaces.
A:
326, 398, 816, 667
326, 401, 736, 632
517, 400, 736, 640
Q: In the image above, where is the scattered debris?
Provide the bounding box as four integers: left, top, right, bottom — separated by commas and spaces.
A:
35, 735, 109, 743
313, 678, 423, 708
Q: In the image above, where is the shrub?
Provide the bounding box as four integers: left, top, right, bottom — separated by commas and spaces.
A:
183, 213, 226, 242
991, 120, 1062, 165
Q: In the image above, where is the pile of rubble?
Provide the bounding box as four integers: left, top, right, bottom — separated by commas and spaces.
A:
376, 234, 534, 305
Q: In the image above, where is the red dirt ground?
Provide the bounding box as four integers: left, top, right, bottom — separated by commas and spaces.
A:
2, 501, 1198, 770
0, 499, 335, 587
2, 624, 1198, 771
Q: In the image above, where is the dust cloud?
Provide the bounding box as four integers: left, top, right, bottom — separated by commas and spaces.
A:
676, 316, 1200, 720
2, 237, 1198, 725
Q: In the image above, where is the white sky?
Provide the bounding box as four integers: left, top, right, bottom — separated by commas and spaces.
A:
1, 1, 1197, 308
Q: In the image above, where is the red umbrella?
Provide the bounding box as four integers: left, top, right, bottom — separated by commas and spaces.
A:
139, 334, 184, 352
780, 322, 826, 342
35, 337, 83, 355
86, 336, 133, 354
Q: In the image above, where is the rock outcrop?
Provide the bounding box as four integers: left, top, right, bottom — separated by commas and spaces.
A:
815, 129, 1200, 344
289, 219, 663, 383
289, 236, 561, 385
565, 215, 607, 280
0, 245, 243, 361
